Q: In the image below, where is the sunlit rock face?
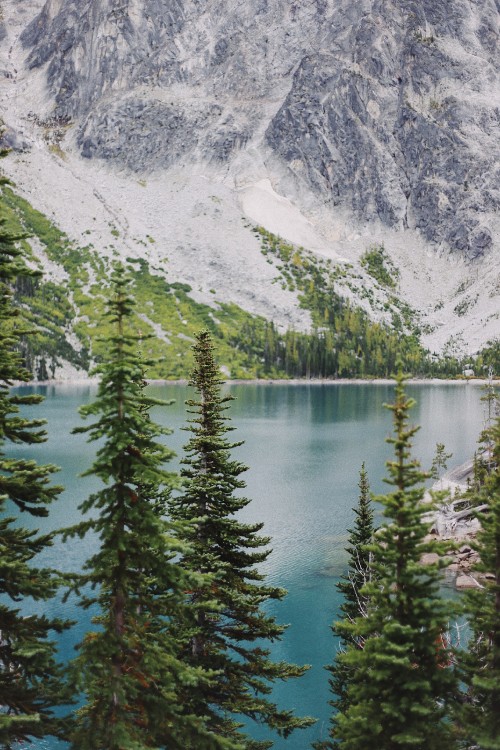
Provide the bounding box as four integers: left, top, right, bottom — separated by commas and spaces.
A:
20, 0, 500, 259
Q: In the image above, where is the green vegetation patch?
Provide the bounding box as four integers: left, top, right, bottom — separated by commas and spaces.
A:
360, 244, 399, 289
473, 339, 500, 378
123, 258, 288, 379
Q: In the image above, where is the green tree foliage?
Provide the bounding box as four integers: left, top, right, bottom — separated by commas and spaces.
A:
431, 443, 453, 486
232, 319, 448, 380
169, 330, 315, 749
471, 340, 500, 379
315, 464, 375, 749
332, 370, 457, 750
360, 244, 399, 289
461, 384, 498, 505
335, 464, 374, 632
65, 268, 233, 750
0, 164, 69, 745
460, 393, 500, 750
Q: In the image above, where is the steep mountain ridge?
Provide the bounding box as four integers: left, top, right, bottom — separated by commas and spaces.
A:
19, 0, 500, 259
0, 0, 499, 368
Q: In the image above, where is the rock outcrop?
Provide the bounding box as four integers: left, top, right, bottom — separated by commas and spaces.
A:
425, 457, 492, 590
19, 0, 500, 259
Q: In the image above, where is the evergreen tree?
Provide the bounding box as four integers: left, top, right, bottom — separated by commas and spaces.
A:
66, 268, 235, 750
315, 464, 374, 749
335, 464, 374, 639
460, 396, 500, 750
0, 167, 69, 745
169, 329, 315, 749
431, 443, 452, 487
332, 369, 457, 750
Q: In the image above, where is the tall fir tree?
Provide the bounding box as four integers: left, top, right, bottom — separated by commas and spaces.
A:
0, 167, 69, 746
169, 329, 314, 749
66, 268, 235, 750
314, 463, 374, 749
332, 368, 457, 750
460, 393, 500, 750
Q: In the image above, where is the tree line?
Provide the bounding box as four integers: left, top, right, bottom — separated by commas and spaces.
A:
1, 174, 500, 749
250, 227, 496, 380
230, 318, 464, 379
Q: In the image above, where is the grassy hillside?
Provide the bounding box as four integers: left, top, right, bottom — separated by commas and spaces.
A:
1, 183, 287, 379
3, 179, 494, 380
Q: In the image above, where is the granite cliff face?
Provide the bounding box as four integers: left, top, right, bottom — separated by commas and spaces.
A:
18, 0, 500, 260
266, 0, 499, 260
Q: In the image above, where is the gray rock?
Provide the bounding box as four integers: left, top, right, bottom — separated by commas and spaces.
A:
266, 0, 499, 256
0, 123, 30, 152
420, 552, 440, 565
455, 574, 480, 589
18, 0, 500, 257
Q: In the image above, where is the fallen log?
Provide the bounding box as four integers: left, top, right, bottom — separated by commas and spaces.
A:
447, 503, 489, 522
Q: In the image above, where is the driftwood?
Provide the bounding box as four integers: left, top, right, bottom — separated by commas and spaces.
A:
447, 503, 489, 522
424, 456, 494, 588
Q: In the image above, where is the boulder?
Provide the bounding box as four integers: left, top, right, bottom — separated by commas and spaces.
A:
455, 574, 481, 589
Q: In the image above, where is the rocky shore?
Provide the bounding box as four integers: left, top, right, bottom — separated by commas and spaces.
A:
423, 459, 490, 590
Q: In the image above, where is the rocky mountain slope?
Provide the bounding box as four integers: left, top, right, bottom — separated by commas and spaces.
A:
0, 0, 499, 371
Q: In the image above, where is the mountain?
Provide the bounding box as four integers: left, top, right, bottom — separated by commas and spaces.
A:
0, 0, 498, 376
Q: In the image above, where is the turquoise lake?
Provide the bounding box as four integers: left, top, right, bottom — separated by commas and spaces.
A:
10, 382, 488, 749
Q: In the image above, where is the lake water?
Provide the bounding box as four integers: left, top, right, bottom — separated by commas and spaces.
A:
9, 382, 489, 749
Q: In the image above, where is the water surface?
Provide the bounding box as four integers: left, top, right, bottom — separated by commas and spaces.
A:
10, 382, 487, 748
